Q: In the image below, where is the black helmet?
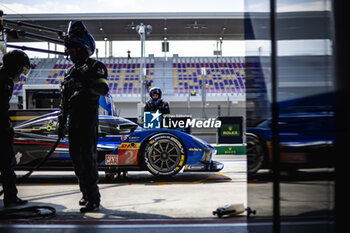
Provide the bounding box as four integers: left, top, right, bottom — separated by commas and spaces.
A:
64, 21, 95, 57
2, 50, 31, 76
149, 87, 162, 100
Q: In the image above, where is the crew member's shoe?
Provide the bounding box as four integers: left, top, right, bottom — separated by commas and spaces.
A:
79, 197, 87, 206
80, 202, 100, 213
4, 197, 28, 208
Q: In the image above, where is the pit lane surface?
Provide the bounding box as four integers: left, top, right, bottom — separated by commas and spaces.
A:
0, 156, 334, 233
2, 155, 247, 220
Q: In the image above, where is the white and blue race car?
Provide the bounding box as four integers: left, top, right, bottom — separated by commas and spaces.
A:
13, 111, 223, 178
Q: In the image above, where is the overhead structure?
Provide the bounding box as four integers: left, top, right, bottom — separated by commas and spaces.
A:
2, 11, 332, 43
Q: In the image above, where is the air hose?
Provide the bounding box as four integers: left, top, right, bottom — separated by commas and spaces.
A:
0, 137, 61, 219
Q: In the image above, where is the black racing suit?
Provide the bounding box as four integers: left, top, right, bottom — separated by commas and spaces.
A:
0, 69, 18, 201
144, 99, 170, 115
60, 58, 108, 205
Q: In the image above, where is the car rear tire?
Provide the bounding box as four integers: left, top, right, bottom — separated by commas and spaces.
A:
142, 133, 186, 177
247, 133, 265, 176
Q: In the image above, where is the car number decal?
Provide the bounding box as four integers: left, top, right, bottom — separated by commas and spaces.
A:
118, 143, 140, 165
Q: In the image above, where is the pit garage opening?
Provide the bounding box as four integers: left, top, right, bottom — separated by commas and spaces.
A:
22, 84, 61, 109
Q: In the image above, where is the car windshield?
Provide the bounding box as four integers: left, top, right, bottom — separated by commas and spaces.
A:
98, 117, 138, 135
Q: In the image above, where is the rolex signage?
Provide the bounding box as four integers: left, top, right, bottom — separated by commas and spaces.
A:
221, 124, 240, 136
217, 117, 243, 144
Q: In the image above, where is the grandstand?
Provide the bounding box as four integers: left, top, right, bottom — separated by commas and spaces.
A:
14, 55, 246, 98
173, 56, 245, 96
10, 55, 247, 119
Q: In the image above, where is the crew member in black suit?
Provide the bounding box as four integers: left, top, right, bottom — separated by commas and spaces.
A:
58, 21, 109, 213
0, 50, 30, 208
144, 87, 170, 115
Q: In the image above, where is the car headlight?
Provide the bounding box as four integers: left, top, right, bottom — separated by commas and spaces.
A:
192, 136, 215, 163
201, 148, 212, 163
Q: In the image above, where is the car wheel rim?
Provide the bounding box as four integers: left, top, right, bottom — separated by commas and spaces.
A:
148, 139, 181, 172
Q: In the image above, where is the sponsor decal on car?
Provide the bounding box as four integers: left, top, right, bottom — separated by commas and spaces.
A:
117, 142, 140, 165
128, 136, 140, 142
105, 143, 140, 165
105, 154, 118, 165
15, 152, 22, 164
189, 148, 202, 152
121, 135, 129, 141
119, 142, 140, 149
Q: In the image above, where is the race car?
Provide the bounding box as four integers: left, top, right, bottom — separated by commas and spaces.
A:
13, 111, 223, 178
247, 111, 334, 176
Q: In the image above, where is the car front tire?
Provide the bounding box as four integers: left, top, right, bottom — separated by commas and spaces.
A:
142, 133, 187, 177
247, 133, 265, 176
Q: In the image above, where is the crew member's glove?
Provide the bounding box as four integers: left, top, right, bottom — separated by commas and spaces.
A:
4, 126, 15, 140
57, 114, 66, 139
